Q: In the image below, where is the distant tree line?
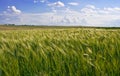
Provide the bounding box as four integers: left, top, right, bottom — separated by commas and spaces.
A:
4, 24, 15, 26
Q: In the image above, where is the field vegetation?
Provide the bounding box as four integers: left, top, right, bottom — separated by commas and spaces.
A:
0, 25, 120, 76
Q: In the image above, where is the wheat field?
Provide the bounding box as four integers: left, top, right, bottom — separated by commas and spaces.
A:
0, 28, 120, 76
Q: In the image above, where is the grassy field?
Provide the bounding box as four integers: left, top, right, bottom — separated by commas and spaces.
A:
0, 25, 120, 76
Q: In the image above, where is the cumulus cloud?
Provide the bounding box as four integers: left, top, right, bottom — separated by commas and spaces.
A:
1, 4, 120, 27
85, 5, 96, 9
0, 6, 22, 24
7, 6, 21, 14
68, 2, 79, 6
47, 1, 65, 7
81, 5, 97, 16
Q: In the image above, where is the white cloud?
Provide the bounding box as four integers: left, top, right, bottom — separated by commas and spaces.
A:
33, 0, 47, 3
86, 5, 96, 9
48, 1, 65, 7
40, 0, 47, 3
0, 13, 22, 24
0, 6, 22, 24
7, 6, 21, 14
81, 5, 97, 16
102, 7, 120, 14
68, 2, 79, 6
1, 4, 120, 27
33, 0, 38, 3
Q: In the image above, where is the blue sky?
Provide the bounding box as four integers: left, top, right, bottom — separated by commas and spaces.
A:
0, 0, 120, 26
